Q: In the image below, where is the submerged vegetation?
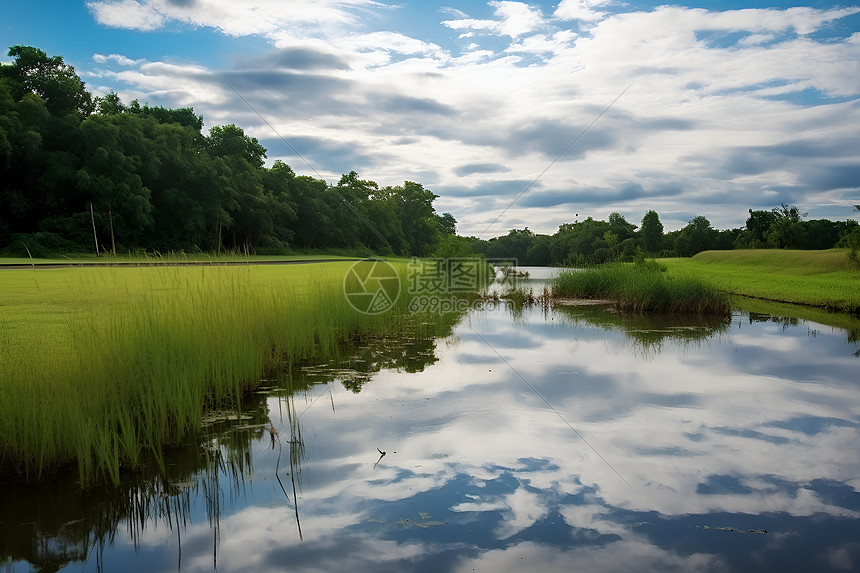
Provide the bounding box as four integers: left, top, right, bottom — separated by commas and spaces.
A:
0, 261, 468, 485
551, 260, 731, 315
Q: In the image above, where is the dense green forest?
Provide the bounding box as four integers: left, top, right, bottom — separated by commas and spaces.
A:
0, 46, 452, 257
2, 45, 858, 262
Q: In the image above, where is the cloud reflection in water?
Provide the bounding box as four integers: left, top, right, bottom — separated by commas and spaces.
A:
12, 303, 860, 572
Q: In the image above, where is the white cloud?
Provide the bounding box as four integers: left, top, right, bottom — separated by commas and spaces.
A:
442, 1, 545, 38
492, 1, 545, 37
87, 0, 164, 30
85, 2, 860, 234
87, 0, 387, 35
555, 0, 611, 23
92, 52, 143, 66
452, 540, 728, 573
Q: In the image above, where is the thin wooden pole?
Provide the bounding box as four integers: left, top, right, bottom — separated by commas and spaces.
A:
109, 207, 116, 256
90, 202, 100, 257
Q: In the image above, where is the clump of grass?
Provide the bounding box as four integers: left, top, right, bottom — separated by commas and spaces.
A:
552, 260, 731, 315
0, 261, 454, 485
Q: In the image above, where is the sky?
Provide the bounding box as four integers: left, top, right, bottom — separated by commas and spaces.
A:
2, 1, 859, 237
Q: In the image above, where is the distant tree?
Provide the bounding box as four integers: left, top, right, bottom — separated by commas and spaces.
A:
639, 210, 663, 253
737, 208, 777, 248
95, 91, 125, 115
674, 215, 715, 257
840, 206, 860, 262
608, 212, 636, 241
765, 203, 806, 249
525, 234, 551, 265
438, 212, 457, 236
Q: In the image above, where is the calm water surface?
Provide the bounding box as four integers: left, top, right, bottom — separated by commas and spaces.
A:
3, 283, 860, 572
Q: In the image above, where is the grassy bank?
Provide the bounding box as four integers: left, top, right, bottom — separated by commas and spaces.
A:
551, 261, 731, 315
0, 262, 430, 484
659, 249, 860, 313
0, 252, 360, 266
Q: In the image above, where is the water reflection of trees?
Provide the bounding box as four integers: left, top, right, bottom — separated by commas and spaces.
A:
0, 308, 466, 572
290, 309, 464, 394
552, 303, 731, 355
747, 311, 860, 358
0, 397, 265, 573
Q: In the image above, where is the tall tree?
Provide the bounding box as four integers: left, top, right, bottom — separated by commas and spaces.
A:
674, 215, 715, 256
639, 210, 663, 253
1, 46, 92, 117
739, 208, 777, 248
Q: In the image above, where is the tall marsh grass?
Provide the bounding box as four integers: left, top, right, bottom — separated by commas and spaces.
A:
0, 262, 422, 484
552, 260, 731, 315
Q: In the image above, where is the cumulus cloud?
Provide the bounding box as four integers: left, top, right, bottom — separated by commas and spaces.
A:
93, 52, 143, 66
87, 0, 386, 36
555, 0, 611, 23
442, 1, 546, 38
87, 0, 164, 30
84, 1, 860, 234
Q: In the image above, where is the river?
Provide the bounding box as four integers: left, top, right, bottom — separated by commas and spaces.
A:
2, 268, 859, 572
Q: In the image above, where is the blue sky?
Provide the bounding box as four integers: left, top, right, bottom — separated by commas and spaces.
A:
2, 1, 859, 236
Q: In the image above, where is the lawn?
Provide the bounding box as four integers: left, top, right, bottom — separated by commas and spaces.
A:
659, 249, 860, 313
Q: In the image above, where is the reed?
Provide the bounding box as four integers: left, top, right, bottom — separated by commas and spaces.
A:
551, 260, 731, 315
0, 262, 428, 484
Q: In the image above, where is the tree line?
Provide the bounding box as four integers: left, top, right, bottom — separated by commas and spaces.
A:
0, 46, 454, 257
2, 45, 857, 262
456, 205, 859, 266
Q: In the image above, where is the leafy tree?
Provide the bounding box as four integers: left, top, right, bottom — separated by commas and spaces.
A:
840, 206, 860, 262
389, 181, 439, 256
205, 124, 268, 249
608, 212, 636, 242
332, 171, 383, 251
550, 217, 613, 265
737, 209, 777, 248
525, 234, 551, 265
260, 161, 298, 249
674, 215, 715, 257
95, 91, 125, 116
438, 212, 457, 236
76, 113, 156, 246
639, 210, 663, 253
1, 45, 92, 117
765, 203, 806, 249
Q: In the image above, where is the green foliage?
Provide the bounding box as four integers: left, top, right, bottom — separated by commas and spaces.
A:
838, 217, 860, 263
0, 46, 451, 258
639, 210, 663, 253
1, 45, 93, 117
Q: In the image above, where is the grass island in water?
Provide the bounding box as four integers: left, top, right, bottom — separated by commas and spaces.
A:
551, 260, 732, 315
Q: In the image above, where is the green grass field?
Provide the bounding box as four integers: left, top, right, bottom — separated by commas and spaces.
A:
0, 252, 360, 266
659, 249, 860, 313
0, 261, 425, 484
